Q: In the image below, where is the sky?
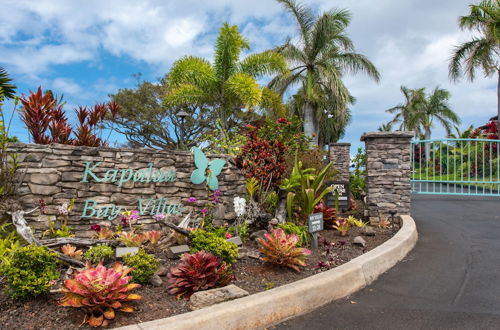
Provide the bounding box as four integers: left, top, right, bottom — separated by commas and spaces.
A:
0, 0, 496, 153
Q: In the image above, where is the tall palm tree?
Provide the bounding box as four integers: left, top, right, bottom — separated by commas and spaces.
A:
377, 122, 393, 131
270, 0, 380, 145
449, 0, 500, 132
164, 23, 288, 130
0, 67, 16, 100
446, 124, 475, 139
386, 86, 426, 132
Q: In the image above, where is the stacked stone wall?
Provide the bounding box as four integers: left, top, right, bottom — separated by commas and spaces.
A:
329, 143, 351, 182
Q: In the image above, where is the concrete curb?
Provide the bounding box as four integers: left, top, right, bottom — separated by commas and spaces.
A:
118, 215, 418, 330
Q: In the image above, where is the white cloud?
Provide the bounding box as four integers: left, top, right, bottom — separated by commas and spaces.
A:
52, 78, 82, 95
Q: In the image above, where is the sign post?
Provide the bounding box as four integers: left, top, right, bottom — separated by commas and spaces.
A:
308, 213, 324, 249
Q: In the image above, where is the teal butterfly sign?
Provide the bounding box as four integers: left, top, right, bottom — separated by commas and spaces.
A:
190, 147, 226, 191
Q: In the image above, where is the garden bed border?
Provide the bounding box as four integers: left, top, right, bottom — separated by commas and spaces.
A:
118, 215, 417, 330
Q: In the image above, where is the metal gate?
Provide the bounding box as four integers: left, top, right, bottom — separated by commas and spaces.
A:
411, 138, 500, 196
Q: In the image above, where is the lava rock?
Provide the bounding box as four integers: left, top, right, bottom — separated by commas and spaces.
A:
250, 230, 267, 241
189, 285, 249, 310
353, 236, 367, 247
150, 274, 163, 287
361, 226, 376, 236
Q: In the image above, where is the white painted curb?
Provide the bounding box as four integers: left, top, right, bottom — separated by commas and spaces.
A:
118, 215, 417, 330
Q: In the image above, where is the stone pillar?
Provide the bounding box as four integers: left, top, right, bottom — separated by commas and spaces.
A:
360, 132, 413, 222
329, 143, 351, 182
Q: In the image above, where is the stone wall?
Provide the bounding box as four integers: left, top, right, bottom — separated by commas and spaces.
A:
8, 143, 246, 237
360, 132, 413, 222
329, 143, 351, 182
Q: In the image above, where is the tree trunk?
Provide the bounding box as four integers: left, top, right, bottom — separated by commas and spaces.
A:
303, 101, 318, 145
497, 69, 500, 134
424, 127, 431, 167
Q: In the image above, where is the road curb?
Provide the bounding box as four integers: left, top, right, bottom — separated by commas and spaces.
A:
118, 215, 418, 330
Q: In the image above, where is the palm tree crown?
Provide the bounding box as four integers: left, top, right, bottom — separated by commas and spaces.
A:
164, 23, 288, 130
270, 0, 380, 146
386, 86, 426, 131
0, 67, 17, 100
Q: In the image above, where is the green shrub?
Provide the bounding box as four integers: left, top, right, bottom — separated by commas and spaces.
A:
277, 222, 309, 247
83, 245, 114, 264
122, 249, 159, 284
0, 224, 21, 269
2, 244, 59, 299
189, 230, 238, 264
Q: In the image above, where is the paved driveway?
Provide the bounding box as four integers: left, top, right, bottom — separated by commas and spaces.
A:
276, 195, 500, 330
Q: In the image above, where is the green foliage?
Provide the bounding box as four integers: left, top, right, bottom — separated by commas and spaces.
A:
245, 177, 259, 200
2, 245, 59, 299
277, 222, 309, 247
83, 245, 114, 264
189, 229, 238, 264
123, 249, 159, 285
0, 67, 17, 100
280, 153, 334, 223
350, 147, 366, 200
255, 116, 309, 153
0, 223, 21, 269
228, 223, 249, 242
0, 85, 20, 199
203, 119, 247, 156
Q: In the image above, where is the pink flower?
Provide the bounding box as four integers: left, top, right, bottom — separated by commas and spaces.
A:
225, 232, 232, 239
153, 213, 166, 221
90, 224, 101, 232
201, 208, 208, 215
186, 197, 197, 203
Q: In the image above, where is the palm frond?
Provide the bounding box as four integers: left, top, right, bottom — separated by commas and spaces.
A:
238, 51, 288, 79
167, 56, 216, 89
224, 72, 261, 109
214, 23, 250, 82
276, 0, 316, 48
0, 67, 17, 100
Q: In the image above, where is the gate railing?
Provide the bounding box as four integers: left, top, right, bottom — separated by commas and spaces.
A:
411, 138, 500, 196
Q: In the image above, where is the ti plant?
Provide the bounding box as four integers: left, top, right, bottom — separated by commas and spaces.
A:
256, 228, 311, 271
333, 218, 350, 237
58, 262, 142, 327
280, 152, 333, 223
167, 251, 233, 300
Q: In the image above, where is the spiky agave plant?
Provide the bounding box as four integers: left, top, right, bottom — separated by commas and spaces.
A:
167, 251, 233, 299
58, 262, 142, 327
256, 228, 311, 271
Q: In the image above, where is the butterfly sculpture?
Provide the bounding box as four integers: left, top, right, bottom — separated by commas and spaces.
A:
190, 147, 226, 191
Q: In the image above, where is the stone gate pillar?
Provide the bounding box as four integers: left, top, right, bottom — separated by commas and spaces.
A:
360, 132, 413, 222
329, 143, 351, 182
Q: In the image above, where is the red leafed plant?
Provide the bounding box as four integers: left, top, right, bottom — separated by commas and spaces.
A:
256, 228, 311, 271
235, 128, 287, 187
58, 262, 142, 328
167, 251, 234, 299
314, 201, 337, 229
19, 86, 120, 146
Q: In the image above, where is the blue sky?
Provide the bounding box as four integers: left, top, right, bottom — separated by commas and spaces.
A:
1, 0, 496, 153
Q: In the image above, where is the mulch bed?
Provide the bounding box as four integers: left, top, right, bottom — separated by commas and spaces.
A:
0, 226, 397, 329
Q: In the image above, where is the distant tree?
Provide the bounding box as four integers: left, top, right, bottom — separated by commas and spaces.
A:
386, 86, 425, 132
0, 67, 16, 100
446, 124, 475, 139
163, 23, 287, 131
377, 122, 393, 131
449, 0, 500, 133
109, 79, 214, 149
270, 0, 380, 146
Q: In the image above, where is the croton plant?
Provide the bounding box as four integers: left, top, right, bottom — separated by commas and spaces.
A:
58, 262, 142, 327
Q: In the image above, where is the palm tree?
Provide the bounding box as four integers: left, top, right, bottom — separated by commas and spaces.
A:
386, 86, 426, 132
446, 124, 475, 139
163, 23, 288, 130
270, 0, 380, 145
0, 67, 16, 100
377, 122, 393, 131
449, 0, 500, 132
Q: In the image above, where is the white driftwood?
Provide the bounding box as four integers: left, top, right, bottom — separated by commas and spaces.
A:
8, 208, 85, 267
40, 237, 119, 247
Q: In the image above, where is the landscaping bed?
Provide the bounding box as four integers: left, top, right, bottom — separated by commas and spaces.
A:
0, 225, 397, 330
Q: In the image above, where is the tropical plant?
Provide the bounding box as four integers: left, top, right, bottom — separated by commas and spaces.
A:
0, 86, 20, 200
164, 23, 288, 131
271, 0, 380, 145
143, 230, 162, 248
256, 228, 311, 271
377, 122, 393, 132
92, 226, 115, 240
2, 245, 59, 299
122, 249, 159, 284
0, 67, 16, 100
167, 251, 234, 299
386, 86, 426, 131
277, 222, 310, 247
61, 244, 83, 260
280, 153, 333, 223
347, 215, 366, 228
118, 232, 146, 247
58, 262, 142, 327
378, 217, 391, 229
447, 124, 476, 139
449, 0, 500, 133
0, 223, 21, 269
333, 218, 350, 236
189, 229, 239, 264
350, 147, 366, 200
83, 245, 114, 264
313, 201, 337, 229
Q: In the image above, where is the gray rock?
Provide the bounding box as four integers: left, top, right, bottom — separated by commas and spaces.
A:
189, 285, 249, 310
238, 248, 260, 259
116, 247, 139, 258
155, 265, 169, 276
269, 218, 279, 225
227, 236, 242, 246
150, 274, 163, 287
167, 245, 190, 259
353, 236, 366, 247
30, 173, 60, 185
250, 230, 267, 241
213, 204, 226, 220
361, 226, 376, 236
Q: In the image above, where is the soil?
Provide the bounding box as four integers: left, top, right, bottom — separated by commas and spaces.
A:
0, 225, 397, 329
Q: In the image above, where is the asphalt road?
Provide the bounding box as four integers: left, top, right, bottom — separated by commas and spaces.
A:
276, 194, 500, 330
